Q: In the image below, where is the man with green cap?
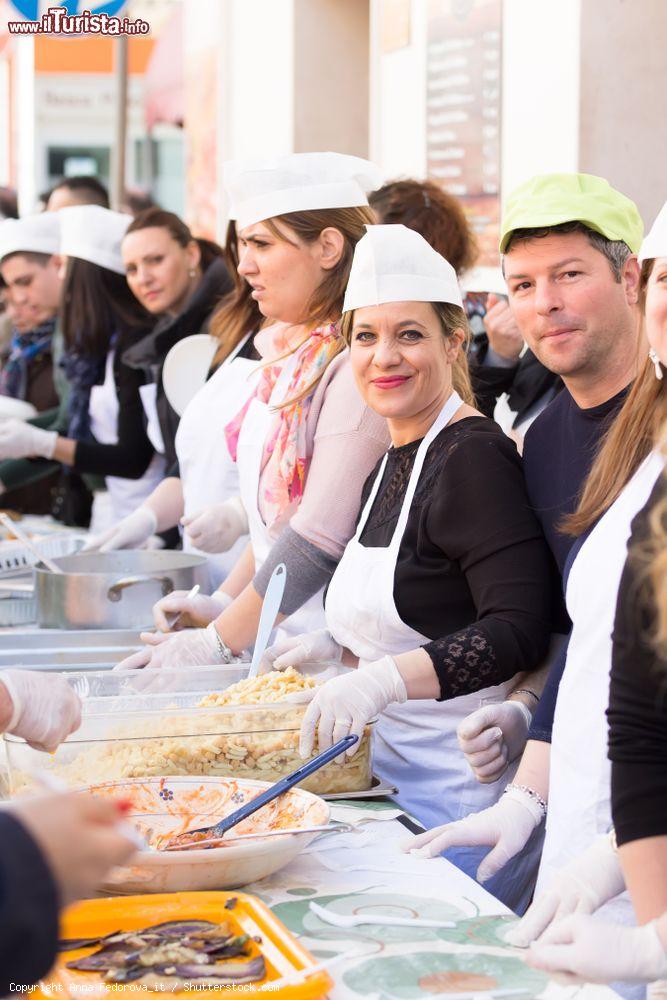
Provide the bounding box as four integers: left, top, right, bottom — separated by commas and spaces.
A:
407, 174, 645, 934
455, 171, 643, 783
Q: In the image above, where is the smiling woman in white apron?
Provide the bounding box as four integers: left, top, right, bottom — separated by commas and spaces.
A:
0, 205, 168, 528
259, 225, 553, 910
116, 152, 392, 671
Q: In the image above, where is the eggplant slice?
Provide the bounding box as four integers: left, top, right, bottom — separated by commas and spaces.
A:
65, 920, 266, 990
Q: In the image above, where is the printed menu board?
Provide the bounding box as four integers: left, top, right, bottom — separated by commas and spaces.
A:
426, 0, 502, 264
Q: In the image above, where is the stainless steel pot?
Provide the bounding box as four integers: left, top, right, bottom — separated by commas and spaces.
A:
34, 551, 211, 630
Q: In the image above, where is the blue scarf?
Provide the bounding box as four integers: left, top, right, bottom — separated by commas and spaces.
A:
60, 332, 117, 443
0, 318, 55, 400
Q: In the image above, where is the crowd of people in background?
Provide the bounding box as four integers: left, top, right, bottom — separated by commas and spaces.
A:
0, 157, 665, 1000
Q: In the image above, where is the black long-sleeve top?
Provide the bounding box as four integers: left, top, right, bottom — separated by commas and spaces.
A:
357, 416, 554, 700
608, 472, 667, 847
122, 257, 233, 469
73, 344, 155, 479
0, 813, 60, 993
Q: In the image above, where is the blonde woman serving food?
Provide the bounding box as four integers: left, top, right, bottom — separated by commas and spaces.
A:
117, 152, 390, 667
262, 225, 554, 907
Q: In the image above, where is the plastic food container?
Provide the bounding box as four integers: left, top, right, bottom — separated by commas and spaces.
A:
5, 663, 374, 797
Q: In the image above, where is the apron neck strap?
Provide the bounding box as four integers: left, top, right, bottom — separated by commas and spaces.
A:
355, 390, 463, 544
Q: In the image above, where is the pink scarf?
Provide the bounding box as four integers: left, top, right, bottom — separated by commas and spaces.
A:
225, 322, 343, 528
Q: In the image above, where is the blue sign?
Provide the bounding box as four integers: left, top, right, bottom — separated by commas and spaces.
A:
9, 1, 129, 19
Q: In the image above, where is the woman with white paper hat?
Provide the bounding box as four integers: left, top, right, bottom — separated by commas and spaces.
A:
258, 223, 553, 900
116, 151, 390, 667
0, 205, 164, 525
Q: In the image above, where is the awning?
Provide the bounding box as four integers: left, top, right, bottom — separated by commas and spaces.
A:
144, 4, 184, 130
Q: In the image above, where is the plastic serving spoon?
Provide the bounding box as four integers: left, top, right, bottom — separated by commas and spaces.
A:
247, 562, 286, 678
308, 900, 456, 930
161, 733, 358, 849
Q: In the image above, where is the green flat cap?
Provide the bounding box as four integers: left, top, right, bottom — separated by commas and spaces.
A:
500, 172, 643, 254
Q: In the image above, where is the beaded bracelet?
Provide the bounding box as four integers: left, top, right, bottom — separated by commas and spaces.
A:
504, 782, 547, 817
512, 688, 540, 704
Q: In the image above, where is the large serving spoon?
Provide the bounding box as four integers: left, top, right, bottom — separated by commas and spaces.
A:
161, 733, 358, 850
0, 512, 63, 573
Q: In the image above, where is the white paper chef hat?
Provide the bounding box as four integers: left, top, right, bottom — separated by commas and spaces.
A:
0, 212, 61, 262
225, 152, 382, 231
639, 201, 667, 263
59, 205, 133, 274
343, 224, 464, 313
460, 265, 507, 297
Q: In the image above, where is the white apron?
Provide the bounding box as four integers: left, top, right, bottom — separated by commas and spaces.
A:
175, 333, 260, 587
138, 381, 166, 455
324, 393, 539, 909
236, 350, 325, 639
89, 351, 167, 523
540, 450, 663, 1000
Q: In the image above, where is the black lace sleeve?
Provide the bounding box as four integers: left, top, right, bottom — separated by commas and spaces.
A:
423, 430, 554, 700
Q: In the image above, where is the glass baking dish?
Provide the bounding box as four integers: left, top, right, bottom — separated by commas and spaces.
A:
4, 663, 374, 797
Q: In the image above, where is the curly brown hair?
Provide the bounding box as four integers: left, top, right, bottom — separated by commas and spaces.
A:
369, 178, 478, 275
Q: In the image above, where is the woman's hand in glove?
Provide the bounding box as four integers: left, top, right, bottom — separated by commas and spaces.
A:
83, 507, 158, 553
505, 833, 625, 947
457, 700, 533, 783
527, 915, 667, 985
153, 589, 233, 632
0, 419, 57, 459
113, 624, 225, 670
181, 497, 248, 553
260, 629, 342, 673
0, 669, 81, 751
402, 785, 544, 884
298, 656, 407, 758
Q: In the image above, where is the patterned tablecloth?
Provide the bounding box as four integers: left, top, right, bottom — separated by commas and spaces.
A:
244, 800, 620, 1000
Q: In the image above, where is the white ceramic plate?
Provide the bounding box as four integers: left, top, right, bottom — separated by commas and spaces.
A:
161, 334, 218, 416
82, 775, 330, 894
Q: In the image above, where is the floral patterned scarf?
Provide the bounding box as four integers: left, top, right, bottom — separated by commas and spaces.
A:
225, 321, 343, 528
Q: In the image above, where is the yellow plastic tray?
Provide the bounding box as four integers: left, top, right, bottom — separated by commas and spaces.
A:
41, 891, 333, 1000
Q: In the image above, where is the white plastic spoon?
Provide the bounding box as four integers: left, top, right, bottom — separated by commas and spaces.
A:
247, 562, 286, 678
309, 899, 455, 929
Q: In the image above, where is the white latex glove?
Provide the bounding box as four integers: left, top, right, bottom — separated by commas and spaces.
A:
528, 915, 667, 985
0, 418, 57, 460
153, 589, 233, 632
114, 623, 224, 670
298, 656, 407, 758
0, 670, 81, 751
181, 497, 248, 554
505, 833, 625, 947
402, 785, 543, 883
457, 700, 533, 783
82, 506, 158, 553
260, 629, 343, 674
